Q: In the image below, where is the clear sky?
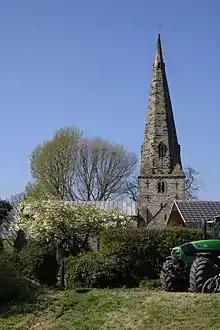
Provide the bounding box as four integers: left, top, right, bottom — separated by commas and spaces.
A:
0, 0, 219, 200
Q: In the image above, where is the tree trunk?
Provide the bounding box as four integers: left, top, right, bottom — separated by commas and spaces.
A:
56, 244, 65, 289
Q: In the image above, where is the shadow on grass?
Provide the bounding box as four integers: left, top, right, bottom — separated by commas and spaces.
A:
0, 288, 48, 318
75, 288, 91, 294
0, 287, 93, 320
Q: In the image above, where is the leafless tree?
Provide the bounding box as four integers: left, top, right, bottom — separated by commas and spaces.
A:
28, 127, 138, 201
184, 166, 202, 200
75, 138, 137, 200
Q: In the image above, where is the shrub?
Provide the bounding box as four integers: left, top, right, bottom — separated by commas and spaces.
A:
16, 239, 59, 286
0, 253, 36, 305
66, 252, 138, 289
66, 227, 203, 289
100, 227, 203, 275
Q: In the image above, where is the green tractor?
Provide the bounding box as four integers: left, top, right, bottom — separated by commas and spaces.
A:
160, 216, 220, 293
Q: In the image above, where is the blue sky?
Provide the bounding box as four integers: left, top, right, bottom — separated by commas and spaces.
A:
0, 0, 219, 200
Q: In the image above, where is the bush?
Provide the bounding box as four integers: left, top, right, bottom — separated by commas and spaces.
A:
0, 253, 36, 305
66, 227, 203, 289
66, 252, 138, 289
100, 227, 203, 276
16, 239, 59, 286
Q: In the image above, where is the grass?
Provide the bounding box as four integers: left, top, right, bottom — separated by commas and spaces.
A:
1, 288, 220, 330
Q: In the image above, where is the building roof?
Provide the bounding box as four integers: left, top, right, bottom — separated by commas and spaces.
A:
170, 200, 220, 226
73, 200, 138, 217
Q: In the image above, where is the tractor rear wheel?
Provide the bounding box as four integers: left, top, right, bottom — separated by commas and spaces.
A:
160, 259, 188, 292
189, 255, 220, 293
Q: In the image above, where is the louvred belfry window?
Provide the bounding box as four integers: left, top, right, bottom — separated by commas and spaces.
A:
158, 142, 167, 158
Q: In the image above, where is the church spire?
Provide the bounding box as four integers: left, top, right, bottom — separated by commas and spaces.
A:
154, 33, 163, 67
140, 33, 183, 176
138, 33, 186, 227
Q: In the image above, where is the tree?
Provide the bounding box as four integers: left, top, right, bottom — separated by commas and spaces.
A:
18, 199, 128, 287
76, 138, 137, 201
30, 126, 81, 201
124, 174, 139, 201
184, 166, 202, 200
0, 200, 13, 237
29, 127, 137, 201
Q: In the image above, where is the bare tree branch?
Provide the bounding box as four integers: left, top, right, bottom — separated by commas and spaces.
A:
75, 138, 138, 200
28, 128, 138, 202
184, 166, 202, 200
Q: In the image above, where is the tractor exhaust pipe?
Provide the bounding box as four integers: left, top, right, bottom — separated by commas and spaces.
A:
202, 220, 207, 240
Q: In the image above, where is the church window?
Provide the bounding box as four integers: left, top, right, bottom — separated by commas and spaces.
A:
158, 181, 165, 193
158, 142, 167, 158
157, 62, 161, 69
164, 214, 167, 221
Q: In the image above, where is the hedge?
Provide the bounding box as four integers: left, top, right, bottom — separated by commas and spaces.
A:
100, 227, 203, 276
66, 227, 203, 288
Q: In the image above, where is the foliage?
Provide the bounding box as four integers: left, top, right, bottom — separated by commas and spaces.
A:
65, 227, 203, 288
16, 239, 58, 286
139, 278, 161, 290
29, 126, 81, 200
0, 199, 13, 237
100, 227, 202, 260
28, 126, 137, 201
9, 192, 26, 237
18, 199, 128, 244
0, 253, 37, 305
66, 252, 136, 289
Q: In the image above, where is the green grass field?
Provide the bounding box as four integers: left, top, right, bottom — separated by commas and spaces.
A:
1, 289, 220, 330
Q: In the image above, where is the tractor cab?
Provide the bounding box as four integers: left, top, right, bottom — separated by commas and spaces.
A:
203, 216, 220, 240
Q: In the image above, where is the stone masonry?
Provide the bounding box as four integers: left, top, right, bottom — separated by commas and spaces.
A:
138, 34, 186, 227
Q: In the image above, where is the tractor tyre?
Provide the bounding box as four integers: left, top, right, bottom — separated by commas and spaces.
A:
189, 255, 220, 293
160, 259, 188, 292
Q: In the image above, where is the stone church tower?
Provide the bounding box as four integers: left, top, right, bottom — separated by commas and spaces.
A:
138, 34, 186, 227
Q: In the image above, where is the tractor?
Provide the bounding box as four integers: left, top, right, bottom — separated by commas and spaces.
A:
160, 216, 220, 293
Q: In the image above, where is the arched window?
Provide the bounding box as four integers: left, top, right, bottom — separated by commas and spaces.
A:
158, 142, 167, 158
158, 181, 165, 193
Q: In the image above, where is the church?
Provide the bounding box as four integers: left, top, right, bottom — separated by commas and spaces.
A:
69, 34, 220, 230
138, 33, 186, 227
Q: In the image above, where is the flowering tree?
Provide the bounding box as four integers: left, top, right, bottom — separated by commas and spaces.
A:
18, 199, 130, 287
18, 200, 128, 242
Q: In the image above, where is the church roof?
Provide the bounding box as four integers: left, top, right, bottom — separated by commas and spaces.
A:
73, 200, 137, 216
168, 200, 220, 226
